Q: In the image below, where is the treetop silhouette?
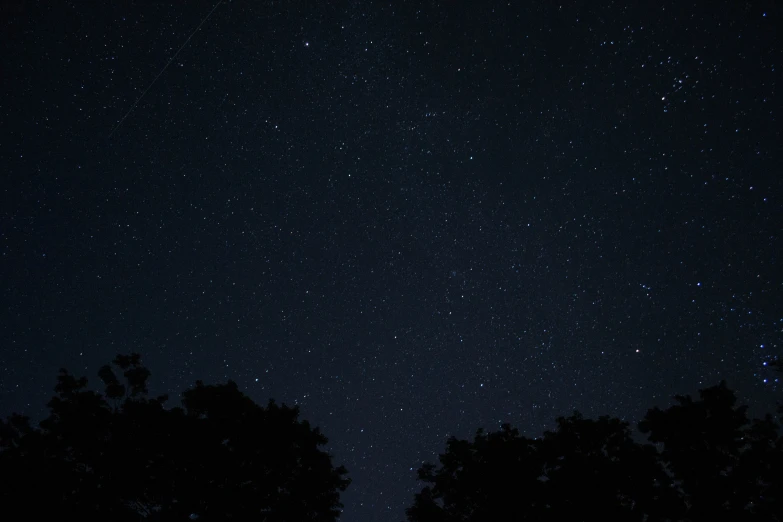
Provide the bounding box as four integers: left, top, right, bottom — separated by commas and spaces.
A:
407, 381, 782, 522
3, 355, 782, 521
0, 353, 350, 521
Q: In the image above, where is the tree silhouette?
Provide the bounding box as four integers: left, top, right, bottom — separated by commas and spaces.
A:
0, 354, 350, 521
640, 380, 782, 521
407, 382, 782, 522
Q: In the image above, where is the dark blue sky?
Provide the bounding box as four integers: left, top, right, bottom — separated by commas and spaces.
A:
1, 1, 780, 521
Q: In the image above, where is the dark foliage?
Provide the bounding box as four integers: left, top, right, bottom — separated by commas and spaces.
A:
0, 354, 350, 521
407, 381, 782, 522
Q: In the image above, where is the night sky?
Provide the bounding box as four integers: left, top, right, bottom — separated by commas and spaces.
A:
2, 1, 781, 520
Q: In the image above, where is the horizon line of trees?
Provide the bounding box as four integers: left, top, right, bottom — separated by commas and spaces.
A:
1, 353, 782, 521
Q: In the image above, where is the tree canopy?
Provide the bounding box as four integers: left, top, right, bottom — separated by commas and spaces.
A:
3, 355, 782, 521
407, 381, 783, 522
0, 353, 350, 521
